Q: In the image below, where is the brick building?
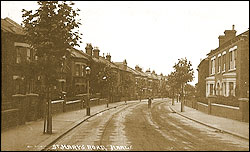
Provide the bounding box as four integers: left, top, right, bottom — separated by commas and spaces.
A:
1, 17, 44, 128
1, 17, 39, 101
196, 58, 209, 98
134, 65, 149, 99
66, 48, 90, 97
205, 25, 249, 98
1, 17, 169, 129
114, 59, 135, 100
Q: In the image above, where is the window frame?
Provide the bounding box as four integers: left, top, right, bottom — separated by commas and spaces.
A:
211, 56, 216, 75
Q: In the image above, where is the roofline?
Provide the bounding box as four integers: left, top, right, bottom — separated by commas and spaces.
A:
207, 29, 249, 56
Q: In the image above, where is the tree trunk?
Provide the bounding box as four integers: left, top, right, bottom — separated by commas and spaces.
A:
172, 89, 175, 105
181, 83, 185, 112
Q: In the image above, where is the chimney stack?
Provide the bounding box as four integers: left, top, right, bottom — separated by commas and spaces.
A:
85, 43, 93, 56
218, 25, 237, 47
106, 53, 111, 62
135, 65, 140, 71
93, 47, 100, 58
218, 35, 225, 47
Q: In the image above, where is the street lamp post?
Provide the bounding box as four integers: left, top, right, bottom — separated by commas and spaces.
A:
139, 83, 142, 102
86, 66, 91, 116
47, 86, 52, 134
110, 81, 113, 104
103, 76, 109, 108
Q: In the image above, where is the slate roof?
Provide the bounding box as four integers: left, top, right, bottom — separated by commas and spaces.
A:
93, 57, 119, 69
127, 66, 140, 76
1, 17, 25, 35
114, 62, 128, 71
69, 48, 89, 60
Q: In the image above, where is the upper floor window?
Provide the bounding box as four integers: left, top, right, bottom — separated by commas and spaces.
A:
229, 46, 237, 70
222, 51, 226, 72
15, 42, 31, 64
234, 49, 237, 69
75, 63, 86, 76
75, 64, 80, 76
16, 47, 22, 64
16, 47, 30, 64
229, 51, 233, 69
81, 65, 85, 76
217, 54, 221, 73
211, 56, 216, 75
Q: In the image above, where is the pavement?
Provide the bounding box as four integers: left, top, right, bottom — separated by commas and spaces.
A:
169, 101, 249, 140
1, 100, 140, 151
1, 98, 249, 151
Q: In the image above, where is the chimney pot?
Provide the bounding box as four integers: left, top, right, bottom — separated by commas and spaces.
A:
93, 46, 100, 58
135, 65, 140, 71
85, 43, 93, 56
106, 53, 111, 62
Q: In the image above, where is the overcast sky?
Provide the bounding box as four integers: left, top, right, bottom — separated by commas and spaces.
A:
1, 1, 249, 85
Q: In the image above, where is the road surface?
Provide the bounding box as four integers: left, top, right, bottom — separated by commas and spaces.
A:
46, 99, 249, 151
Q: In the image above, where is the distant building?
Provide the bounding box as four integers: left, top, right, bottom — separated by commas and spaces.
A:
196, 58, 209, 98
114, 59, 135, 100
89, 45, 121, 101
205, 25, 249, 98
66, 47, 90, 97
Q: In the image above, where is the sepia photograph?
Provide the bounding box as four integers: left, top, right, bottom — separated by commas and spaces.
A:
1, 1, 249, 151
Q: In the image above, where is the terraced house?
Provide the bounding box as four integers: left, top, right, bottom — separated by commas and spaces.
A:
134, 65, 149, 99
205, 25, 249, 98
2, 17, 38, 100
1, 17, 43, 128
1, 17, 169, 129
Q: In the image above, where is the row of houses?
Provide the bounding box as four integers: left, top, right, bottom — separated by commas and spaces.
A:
197, 25, 249, 99
1, 17, 168, 113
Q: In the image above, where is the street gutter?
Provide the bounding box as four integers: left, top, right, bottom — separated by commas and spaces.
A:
39, 102, 133, 151
168, 106, 249, 141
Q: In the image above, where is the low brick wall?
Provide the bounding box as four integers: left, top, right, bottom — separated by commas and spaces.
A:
12, 94, 27, 125
211, 103, 241, 121
185, 99, 193, 108
1, 100, 20, 130
2, 94, 116, 130
196, 101, 245, 122
197, 102, 208, 114
2, 102, 16, 111
26, 93, 40, 122
1, 109, 19, 130
100, 98, 108, 105
113, 96, 121, 102
51, 100, 64, 114
51, 97, 107, 115
239, 100, 249, 122
66, 100, 81, 111
90, 98, 100, 106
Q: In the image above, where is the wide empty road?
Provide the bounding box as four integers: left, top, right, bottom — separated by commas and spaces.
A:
46, 99, 249, 151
